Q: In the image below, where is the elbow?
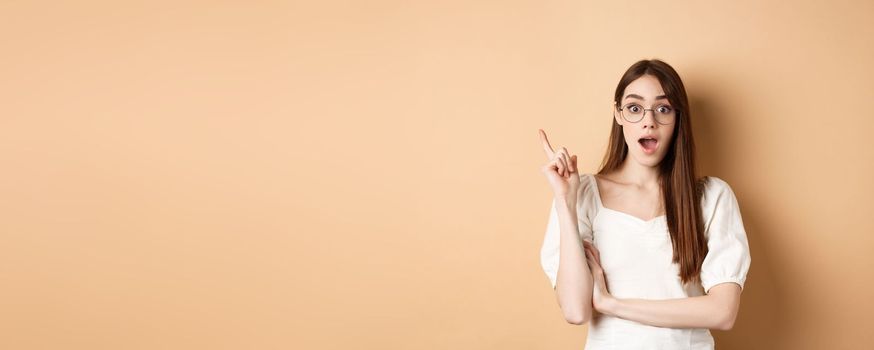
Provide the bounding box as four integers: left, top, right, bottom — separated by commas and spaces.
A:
564, 312, 590, 325
714, 320, 734, 331
553, 281, 594, 326
713, 312, 738, 331
562, 306, 592, 325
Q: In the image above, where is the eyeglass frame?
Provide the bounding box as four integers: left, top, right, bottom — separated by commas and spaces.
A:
614, 101, 678, 125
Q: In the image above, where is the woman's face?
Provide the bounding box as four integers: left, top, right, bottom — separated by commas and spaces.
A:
613, 74, 676, 167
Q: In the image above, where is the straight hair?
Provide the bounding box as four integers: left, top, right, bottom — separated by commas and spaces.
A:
597, 59, 710, 285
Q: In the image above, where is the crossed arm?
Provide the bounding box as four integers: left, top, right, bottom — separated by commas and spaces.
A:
584, 244, 743, 330
546, 202, 743, 329
597, 283, 742, 330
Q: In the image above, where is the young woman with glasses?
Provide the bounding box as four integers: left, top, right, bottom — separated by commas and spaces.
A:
538, 59, 751, 349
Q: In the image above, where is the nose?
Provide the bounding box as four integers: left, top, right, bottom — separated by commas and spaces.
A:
641, 109, 658, 129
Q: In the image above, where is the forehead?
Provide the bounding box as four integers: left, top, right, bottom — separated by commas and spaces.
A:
623, 75, 667, 101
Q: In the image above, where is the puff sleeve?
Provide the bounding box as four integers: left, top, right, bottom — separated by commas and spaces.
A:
699, 176, 752, 293
539, 174, 596, 289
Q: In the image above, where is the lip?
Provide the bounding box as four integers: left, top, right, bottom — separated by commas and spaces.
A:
638, 134, 659, 142
638, 135, 659, 155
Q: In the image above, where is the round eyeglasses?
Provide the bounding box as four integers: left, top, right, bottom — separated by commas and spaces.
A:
617, 102, 677, 125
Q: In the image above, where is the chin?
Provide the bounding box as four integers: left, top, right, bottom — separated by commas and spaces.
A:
630, 152, 664, 167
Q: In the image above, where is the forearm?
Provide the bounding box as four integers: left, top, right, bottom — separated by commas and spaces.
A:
553, 195, 593, 324
601, 286, 739, 330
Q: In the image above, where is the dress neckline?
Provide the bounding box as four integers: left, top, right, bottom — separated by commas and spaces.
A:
589, 173, 666, 224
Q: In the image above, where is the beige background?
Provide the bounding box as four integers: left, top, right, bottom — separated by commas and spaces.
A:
1, 1, 872, 349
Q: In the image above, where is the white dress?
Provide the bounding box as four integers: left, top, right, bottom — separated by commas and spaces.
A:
540, 173, 751, 350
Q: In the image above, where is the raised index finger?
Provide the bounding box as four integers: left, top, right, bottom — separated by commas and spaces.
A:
538, 129, 555, 158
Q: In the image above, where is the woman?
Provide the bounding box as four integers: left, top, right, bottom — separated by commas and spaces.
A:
538, 59, 751, 349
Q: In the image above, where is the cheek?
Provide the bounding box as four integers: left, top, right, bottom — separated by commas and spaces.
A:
623, 134, 637, 148
621, 126, 634, 143
665, 130, 677, 145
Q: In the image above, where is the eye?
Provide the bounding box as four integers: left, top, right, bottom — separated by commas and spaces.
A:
626, 104, 642, 113
657, 105, 673, 114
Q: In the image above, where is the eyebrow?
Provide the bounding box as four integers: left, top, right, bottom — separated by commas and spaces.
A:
624, 94, 668, 101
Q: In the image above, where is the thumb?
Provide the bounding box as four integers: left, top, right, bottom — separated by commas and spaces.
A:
570, 155, 578, 173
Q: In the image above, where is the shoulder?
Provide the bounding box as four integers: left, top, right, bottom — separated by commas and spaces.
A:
698, 176, 736, 203
698, 176, 743, 225
574, 172, 600, 217
576, 172, 596, 194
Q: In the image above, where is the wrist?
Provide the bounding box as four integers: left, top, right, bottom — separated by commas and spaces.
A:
554, 193, 578, 207
602, 296, 620, 317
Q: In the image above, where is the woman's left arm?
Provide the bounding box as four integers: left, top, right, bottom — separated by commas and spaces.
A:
584, 244, 742, 330
598, 283, 741, 330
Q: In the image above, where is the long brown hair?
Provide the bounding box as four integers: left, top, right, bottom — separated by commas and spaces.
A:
597, 59, 709, 285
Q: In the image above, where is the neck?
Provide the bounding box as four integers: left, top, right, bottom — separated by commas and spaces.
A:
616, 156, 661, 188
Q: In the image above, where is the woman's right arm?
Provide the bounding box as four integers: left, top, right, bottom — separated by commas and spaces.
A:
538, 129, 594, 325
552, 194, 594, 325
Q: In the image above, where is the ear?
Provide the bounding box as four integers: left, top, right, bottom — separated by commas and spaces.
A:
612, 101, 623, 126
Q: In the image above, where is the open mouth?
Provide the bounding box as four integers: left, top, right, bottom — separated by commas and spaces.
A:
638, 137, 658, 154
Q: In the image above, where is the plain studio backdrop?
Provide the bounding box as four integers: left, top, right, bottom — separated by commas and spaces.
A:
1, 1, 872, 349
